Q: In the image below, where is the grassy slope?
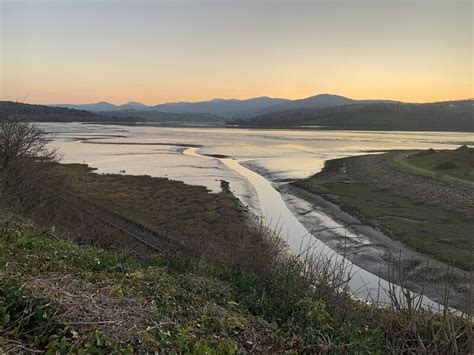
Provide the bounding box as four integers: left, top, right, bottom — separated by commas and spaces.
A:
0, 101, 126, 123
0, 218, 275, 353
389, 147, 474, 185
0, 216, 386, 353
294, 149, 474, 270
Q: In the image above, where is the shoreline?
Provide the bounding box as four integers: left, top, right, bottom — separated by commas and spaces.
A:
185, 147, 471, 312
277, 151, 473, 312
278, 183, 471, 312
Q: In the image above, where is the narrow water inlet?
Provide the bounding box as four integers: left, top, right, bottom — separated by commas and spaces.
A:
183, 147, 451, 313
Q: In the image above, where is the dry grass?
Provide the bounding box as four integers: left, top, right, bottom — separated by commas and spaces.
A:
54, 163, 269, 268
23, 273, 160, 346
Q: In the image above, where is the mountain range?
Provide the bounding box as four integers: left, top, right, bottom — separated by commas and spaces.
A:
3, 96, 472, 131
51, 94, 398, 118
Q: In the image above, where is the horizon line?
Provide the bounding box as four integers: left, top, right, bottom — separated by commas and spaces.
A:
6, 94, 472, 107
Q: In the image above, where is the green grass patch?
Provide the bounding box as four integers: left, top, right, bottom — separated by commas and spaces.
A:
387, 146, 474, 185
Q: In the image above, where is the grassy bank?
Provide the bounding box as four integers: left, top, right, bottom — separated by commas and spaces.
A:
1, 215, 388, 353
3, 214, 472, 353
387, 145, 474, 185
293, 148, 474, 270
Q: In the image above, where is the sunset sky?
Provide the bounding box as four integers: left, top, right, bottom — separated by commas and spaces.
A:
1, 0, 472, 105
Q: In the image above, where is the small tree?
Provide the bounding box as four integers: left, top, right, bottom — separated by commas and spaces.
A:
0, 116, 60, 213
0, 116, 57, 170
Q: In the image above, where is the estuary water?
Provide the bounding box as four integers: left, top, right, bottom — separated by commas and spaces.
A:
42, 123, 473, 311
42, 123, 472, 210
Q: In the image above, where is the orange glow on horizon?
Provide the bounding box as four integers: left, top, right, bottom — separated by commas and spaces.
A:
2, 85, 471, 106
2, 0, 472, 106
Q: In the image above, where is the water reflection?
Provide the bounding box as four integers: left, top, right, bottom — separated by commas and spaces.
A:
41, 123, 473, 193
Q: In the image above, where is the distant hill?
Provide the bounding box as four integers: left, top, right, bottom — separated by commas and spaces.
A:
0, 101, 120, 122
49, 94, 401, 118
0, 101, 226, 125
229, 100, 474, 132
152, 96, 291, 117
51, 101, 120, 112
50, 101, 151, 112
119, 101, 149, 110
259, 94, 356, 113
21, 95, 474, 131
50, 97, 291, 117
260, 94, 399, 114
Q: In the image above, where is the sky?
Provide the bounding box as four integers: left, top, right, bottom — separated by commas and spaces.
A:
1, 0, 472, 105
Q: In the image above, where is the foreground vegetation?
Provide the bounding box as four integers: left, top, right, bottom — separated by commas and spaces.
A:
2, 214, 472, 353
0, 215, 379, 353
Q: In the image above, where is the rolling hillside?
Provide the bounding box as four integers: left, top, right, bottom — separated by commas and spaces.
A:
0, 101, 117, 122
52, 101, 150, 112
51, 97, 291, 117
230, 100, 474, 132
152, 96, 290, 117
5, 99, 472, 131
0, 102, 225, 125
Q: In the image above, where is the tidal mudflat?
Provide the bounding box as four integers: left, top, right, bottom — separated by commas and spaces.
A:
42, 122, 474, 311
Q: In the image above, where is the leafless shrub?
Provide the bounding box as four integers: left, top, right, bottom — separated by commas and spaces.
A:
378, 257, 474, 353
0, 115, 60, 214
0, 115, 57, 169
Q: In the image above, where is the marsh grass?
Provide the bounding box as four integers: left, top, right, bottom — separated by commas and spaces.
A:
295, 174, 473, 271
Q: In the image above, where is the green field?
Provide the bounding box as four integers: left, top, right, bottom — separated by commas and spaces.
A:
388, 146, 474, 185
